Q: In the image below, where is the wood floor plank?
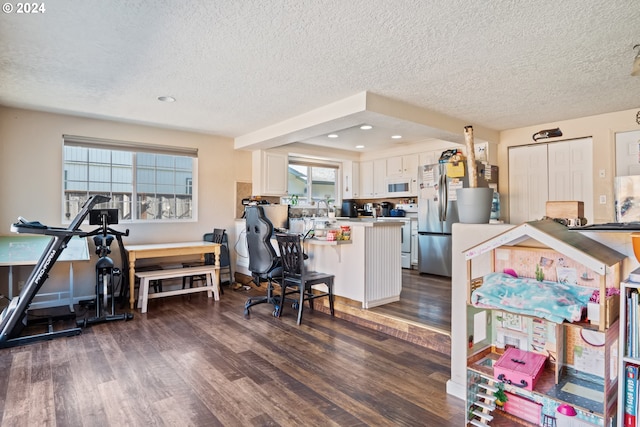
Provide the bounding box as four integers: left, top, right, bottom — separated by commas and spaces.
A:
0, 276, 464, 426
28, 379, 55, 426
2, 351, 31, 427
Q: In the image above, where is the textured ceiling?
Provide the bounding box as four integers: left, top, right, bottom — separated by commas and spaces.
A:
0, 0, 639, 152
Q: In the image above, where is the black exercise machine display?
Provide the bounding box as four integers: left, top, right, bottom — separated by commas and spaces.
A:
0, 195, 131, 349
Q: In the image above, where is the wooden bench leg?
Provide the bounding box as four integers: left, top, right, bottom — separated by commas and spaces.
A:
207, 271, 220, 301
141, 278, 151, 314
137, 278, 144, 309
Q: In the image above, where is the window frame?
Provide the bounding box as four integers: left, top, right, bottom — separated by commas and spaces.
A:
287, 157, 341, 207
62, 135, 198, 223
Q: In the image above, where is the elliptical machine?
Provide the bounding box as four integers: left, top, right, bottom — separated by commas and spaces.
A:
76, 208, 133, 327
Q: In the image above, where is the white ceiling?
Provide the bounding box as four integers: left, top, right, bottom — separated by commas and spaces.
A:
0, 0, 639, 152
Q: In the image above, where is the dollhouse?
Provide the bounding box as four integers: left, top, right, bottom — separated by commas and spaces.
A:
464, 219, 626, 426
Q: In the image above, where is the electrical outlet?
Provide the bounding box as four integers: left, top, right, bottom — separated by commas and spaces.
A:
599, 195, 607, 204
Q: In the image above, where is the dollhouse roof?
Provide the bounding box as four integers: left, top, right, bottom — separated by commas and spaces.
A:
463, 219, 627, 275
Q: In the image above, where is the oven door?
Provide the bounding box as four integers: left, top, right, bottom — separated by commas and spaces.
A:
401, 220, 411, 253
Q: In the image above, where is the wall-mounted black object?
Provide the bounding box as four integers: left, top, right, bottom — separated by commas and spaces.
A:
532, 128, 562, 142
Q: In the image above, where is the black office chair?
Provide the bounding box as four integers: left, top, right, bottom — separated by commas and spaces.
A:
275, 232, 334, 325
243, 206, 283, 318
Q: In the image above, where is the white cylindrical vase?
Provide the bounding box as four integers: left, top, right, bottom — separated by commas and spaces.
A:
456, 187, 494, 224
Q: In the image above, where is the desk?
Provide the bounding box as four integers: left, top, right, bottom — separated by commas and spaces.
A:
125, 241, 221, 309
0, 235, 90, 310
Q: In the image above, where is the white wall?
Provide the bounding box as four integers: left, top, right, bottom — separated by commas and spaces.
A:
0, 107, 251, 300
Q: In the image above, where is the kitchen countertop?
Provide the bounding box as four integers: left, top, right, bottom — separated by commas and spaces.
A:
335, 217, 406, 223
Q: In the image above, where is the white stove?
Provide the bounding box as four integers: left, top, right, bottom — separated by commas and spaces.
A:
393, 204, 418, 269
394, 203, 418, 218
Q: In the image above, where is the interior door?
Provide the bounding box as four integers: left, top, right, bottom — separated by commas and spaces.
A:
509, 140, 593, 224
615, 130, 640, 176
548, 138, 593, 222
508, 144, 549, 224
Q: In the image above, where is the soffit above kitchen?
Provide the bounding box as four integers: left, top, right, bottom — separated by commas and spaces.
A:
0, 1, 638, 153
233, 91, 499, 152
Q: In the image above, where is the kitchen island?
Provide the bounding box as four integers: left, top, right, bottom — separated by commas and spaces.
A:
305, 219, 403, 308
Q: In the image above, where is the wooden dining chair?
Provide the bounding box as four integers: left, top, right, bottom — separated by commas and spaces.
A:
275, 232, 334, 325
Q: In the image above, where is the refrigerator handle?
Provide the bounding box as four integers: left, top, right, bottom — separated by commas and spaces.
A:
440, 171, 448, 221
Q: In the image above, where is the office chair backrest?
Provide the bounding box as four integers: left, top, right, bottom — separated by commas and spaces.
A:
245, 206, 278, 275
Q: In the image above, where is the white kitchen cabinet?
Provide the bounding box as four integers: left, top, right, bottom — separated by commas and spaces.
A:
359, 160, 374, 198
352, 161, 360, 198
418, 150, 442, 167
252, 150, 288, 196
387, 155, 418, 177
342, 160, 360, 199
402, 155, 418, 177
386, 156, 404, 176
373, 158, 387, 198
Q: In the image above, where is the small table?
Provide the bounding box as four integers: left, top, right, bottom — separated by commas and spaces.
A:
125, 241, 221, 310
0, 235, 90, 311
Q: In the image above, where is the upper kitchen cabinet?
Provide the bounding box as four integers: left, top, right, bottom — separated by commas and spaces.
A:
359, 160, 374, 198
252, 150, 288, 196
373, 158, 387, 198
418, 150, 439, 166
387, 155, 418, 178
342, 160, 360, 199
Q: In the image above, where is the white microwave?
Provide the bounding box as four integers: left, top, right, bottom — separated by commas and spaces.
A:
386, 176, 416, 196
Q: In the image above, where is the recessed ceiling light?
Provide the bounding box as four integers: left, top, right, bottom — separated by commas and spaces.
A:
157, 96, 176, 102
355, 145, 365, 149
328, 134, 339, 138
391, 135, 402, 139
360, 125, 373, 130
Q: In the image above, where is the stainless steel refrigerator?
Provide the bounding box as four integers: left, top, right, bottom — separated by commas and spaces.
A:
417, 161, 497, 276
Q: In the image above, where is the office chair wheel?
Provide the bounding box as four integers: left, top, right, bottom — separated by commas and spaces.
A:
292, 302, 299, 310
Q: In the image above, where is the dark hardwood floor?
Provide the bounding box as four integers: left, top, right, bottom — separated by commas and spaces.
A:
369, 269, 452, 333
0, 287, 464, 426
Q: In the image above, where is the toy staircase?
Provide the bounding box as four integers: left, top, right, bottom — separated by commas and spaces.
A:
468, 378, 498, 426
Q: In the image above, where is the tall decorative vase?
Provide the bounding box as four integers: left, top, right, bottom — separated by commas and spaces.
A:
458, 125, 493, 223
456, 187, 494, 223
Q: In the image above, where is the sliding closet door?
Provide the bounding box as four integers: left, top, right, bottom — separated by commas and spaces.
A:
508, 144, 549, 224
509, 139, 593, 225
548, 138, 593, 222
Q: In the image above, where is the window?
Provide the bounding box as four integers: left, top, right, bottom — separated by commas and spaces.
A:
287, 158, 338, 205
63, 135, 197, 222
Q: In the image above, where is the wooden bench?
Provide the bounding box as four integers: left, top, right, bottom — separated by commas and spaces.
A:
136, 265, 219, 313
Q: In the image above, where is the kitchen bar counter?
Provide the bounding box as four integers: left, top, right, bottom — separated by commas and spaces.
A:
303, 220, 402, 308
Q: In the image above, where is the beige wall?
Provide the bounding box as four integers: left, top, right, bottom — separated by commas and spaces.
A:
498, 108, 640, 224
0, 107, 251, 298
